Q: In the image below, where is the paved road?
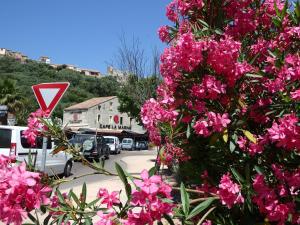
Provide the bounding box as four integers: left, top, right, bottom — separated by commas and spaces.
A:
58, 150, 158, 199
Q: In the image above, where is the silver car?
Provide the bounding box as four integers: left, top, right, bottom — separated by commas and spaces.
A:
121, 138, 135, 151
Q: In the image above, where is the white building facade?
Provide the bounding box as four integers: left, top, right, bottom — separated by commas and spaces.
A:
63, 96, 145, 134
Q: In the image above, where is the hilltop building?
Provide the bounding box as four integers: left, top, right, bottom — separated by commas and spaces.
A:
39, 56, 51, 64
0, 48, 28, 62
107, 66, 129, 83
63, 96, 145, 135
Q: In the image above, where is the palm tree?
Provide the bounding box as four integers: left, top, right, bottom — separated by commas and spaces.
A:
0, 79, 24, 115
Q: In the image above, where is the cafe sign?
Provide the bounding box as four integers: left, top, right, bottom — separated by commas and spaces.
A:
99, 124, 131, 130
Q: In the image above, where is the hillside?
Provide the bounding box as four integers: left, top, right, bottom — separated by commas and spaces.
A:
0, 56, 120, 123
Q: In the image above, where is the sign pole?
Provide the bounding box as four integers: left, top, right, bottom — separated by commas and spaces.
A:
41, 136, 48, 172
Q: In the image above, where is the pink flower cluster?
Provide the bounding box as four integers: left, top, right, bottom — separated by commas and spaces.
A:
166, 0, 204, 22
160, 32, 204, 86
23, 109, 49, 146
267, 113, 300, 152
218, 173, 244, 209
160, 142, 190, 165
207, 37, 251, 87
141, 98, 178, 145
191, 75, 226, 100
0, 154, 51, 225
158, 25, 171, 43
194, 112, 230, 137
253, 169, 300, 225
122, 170, 174, 225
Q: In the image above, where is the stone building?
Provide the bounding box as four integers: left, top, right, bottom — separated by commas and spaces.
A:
63, 96, 145, 134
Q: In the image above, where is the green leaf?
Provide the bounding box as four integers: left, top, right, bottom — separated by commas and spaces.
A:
84, 217, 92, 225
223, 129, 228, 143
180, 183, 190, 216
229, 141, 236, 152
187, 198, 216, 220
272, 17, 282, 27
27, 213, 37, 223
86, 198, 101, 208
242, 130, 257, 144
148, 166, 157, 176
230, 167, 245, 184
198, 19, 209, 28
55, 189, 66, 205
43, 215, 52, 225
57, 215, 64, 225
164, 214, 176, 225
254, 165, 265, 175
70, 189, 80, 207
186, 124, 191, 138
214, 29, 223, 35
245, 73, 263, 78
81, 183, 87, 209
115, 162, 131, 198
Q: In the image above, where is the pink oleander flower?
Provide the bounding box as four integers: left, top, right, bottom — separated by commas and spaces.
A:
218, 173, 244, 209
127, 170, 174, 224
191, 75, 226, 100
95, 211, 116, 225
0, 156, 51, 225
141, 98, 178, 145
202, 220, 212, 225
160, 32, 204, 86
291, 89, 300, 100
134, 170, 162, 194
267, 113, 300, 151
160, 142, 190, 165
252, 173, 300, 225
23, 109, 49, 146
158, 25, 171, 43
97, 188, 120, 208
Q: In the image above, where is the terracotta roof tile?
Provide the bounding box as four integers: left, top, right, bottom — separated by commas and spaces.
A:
65, 96, 117, 110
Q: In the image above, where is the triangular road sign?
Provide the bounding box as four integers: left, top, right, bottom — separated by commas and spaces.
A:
32, 82, 70, 117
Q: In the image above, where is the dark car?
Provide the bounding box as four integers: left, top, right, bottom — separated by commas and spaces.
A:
70, 134, 110, 161
135, 141, 148, 150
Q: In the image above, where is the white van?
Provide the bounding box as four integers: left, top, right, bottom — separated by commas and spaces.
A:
0, 125, 73, 176
104, 136, 121, 154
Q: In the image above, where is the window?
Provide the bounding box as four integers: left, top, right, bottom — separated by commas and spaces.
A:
97, 114, 101, 123
109, 102, 113, 111
36, 137, 52, 149
20, 131, 31, 148
98, 105, 101, 111
0, 129, 11, 148
109, 116, 113, 124
120, 117, 123, 125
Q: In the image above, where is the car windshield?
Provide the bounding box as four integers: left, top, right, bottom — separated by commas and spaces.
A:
105, 138, 114, 144
122, 139, 132, 144
70, 134, 95, 144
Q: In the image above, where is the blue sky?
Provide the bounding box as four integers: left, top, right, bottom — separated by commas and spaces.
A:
0, 1, 170, 73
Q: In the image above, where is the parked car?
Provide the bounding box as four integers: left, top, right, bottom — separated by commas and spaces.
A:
70, 133, 110, 161
135, 141, 148, 150
104, 136, 121, 154
0, 125, 73, 177
121, 138, 135, 151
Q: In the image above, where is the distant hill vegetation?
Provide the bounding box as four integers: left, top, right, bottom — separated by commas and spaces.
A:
0, 56, 120, 124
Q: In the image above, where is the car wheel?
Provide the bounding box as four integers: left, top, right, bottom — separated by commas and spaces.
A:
64, 161, 72, 177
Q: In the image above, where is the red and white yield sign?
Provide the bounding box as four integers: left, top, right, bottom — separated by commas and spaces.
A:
32, 82, 70, 117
